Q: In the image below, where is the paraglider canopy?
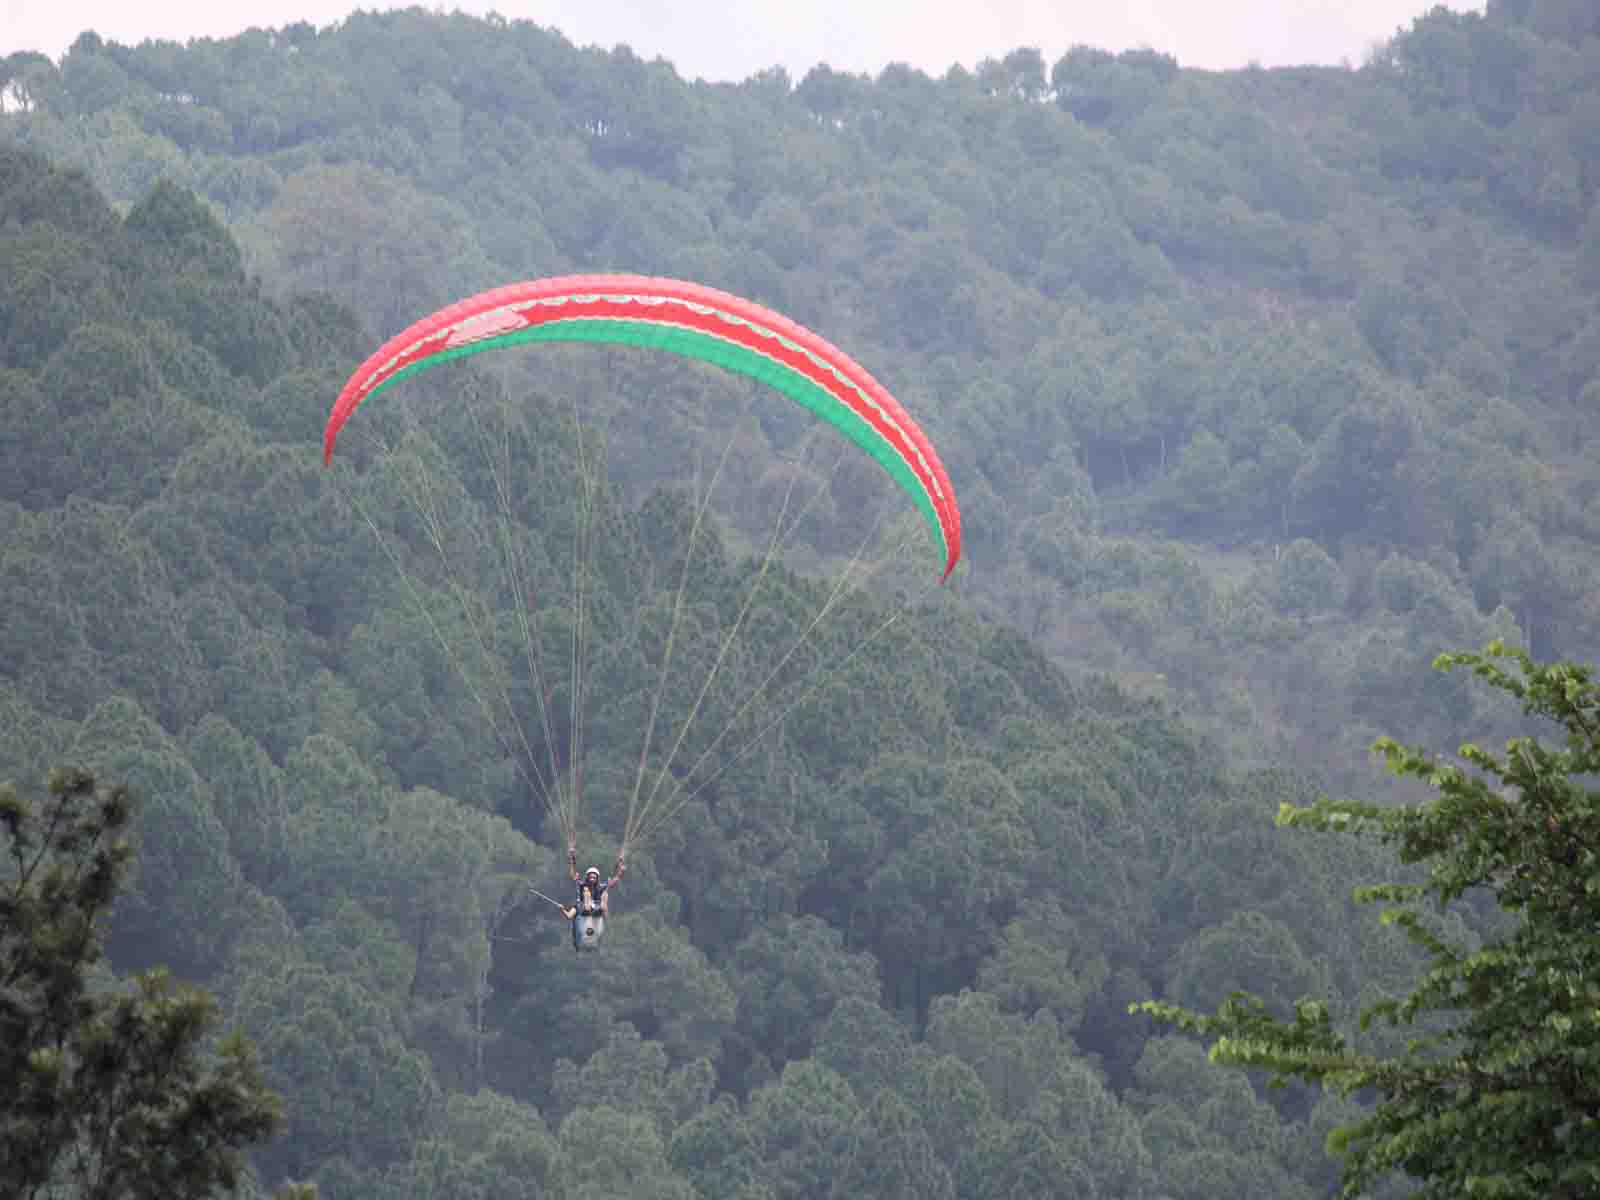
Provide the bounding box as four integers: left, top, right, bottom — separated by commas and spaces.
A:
323, 274, 962, 579
321, 273, 965, 869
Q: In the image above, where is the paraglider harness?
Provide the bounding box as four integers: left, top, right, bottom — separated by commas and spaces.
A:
567, 848, 624, 952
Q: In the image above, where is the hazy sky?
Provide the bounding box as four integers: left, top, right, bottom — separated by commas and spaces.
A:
6, 1, 1486, 80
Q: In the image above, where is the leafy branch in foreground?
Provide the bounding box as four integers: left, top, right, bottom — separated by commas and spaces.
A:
1135, 642, 1600, 1199
1, 766, 313, 1200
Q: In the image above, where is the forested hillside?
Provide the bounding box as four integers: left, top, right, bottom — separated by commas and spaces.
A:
5, 2, 1598, 787
3, 2, 1599, 1196
1, 145, 1422, 1199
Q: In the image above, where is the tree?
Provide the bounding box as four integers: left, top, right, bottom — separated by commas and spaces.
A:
229, 958, 437, 1179
668, 1096, 772, 1200
553, 1104, 695, 1200
1, 766, 309, 1200
728, 915, 883, 1067
1135, 644, 1600, 1198
828, 1090, 953, 1200
747, 1060, 863, 1200
241, 161, 491, 337
975, 896, 1109, 1032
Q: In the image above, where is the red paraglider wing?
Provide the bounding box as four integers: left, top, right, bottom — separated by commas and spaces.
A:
324, 275, 961, 579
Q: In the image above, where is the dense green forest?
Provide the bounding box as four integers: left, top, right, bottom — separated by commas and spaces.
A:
2, 1, 1599, 1196
6, 1, 1600, 786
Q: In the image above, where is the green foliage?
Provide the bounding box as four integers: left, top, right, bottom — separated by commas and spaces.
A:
12, 3, 1600, 802
1271, 539, 1344, 618
7, 17, 1600, 1198
1136, 644, 1600, 1198
729, 915, 882, 1065
747, 1060, 863, 1200
975, 895, 1109, 1029
0, 767, 299, 1200
829, 1089, 954, 1200
554, 1104, 695, 1200
669, 1096, 772, 1199
232, 957, 438, 1178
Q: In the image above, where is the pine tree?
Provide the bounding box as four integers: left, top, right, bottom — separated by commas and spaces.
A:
1, 766, 312, 1200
